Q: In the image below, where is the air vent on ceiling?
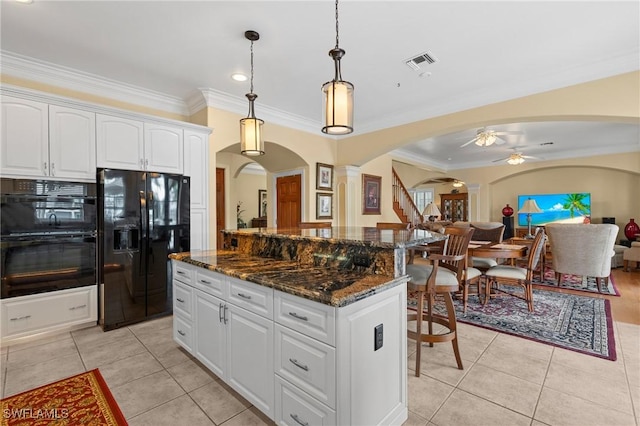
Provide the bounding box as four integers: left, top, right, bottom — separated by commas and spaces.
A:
405, 51, 438, 72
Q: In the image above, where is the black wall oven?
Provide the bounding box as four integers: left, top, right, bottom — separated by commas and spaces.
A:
1, 179, 97, 299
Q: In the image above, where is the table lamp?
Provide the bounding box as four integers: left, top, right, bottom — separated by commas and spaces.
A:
422, 202, 441, 222
519, 198, 542, 239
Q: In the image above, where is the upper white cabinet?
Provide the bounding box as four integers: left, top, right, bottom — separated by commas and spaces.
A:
49, 105, 96, 180
96, 114, 144, 171
97, 115, 184, 174
183, 129, 209, 209
144, 123, 184, 175
1, 97, 95, 181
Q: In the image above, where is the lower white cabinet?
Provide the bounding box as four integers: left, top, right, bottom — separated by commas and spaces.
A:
172, 260, 407, 425
0, 286, 97, 344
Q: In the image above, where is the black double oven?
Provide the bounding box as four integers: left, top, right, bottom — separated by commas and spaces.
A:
1, 179, 97, 299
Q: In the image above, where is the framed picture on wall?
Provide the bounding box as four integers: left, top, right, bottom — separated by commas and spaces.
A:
362, 174, 381, 215
316, 163, 334, 191
316, 192, 333, 219
258, 189, 267, 217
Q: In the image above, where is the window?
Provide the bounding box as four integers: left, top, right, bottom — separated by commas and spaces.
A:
410, 189, 434, 214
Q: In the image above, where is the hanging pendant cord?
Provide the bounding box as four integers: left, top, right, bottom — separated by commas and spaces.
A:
335, 0, 339, 49
250, 40, 255, 94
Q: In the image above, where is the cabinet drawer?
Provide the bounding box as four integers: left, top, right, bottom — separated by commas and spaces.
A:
174, 281, 193, 320
1, 287, 96, 340
275, 375, 336, 426
228, 276, 273, 319
173, 261, 193, 285
275, 324, 336, 409
195, 269, 225, 298
275, 290, 336, 346
173, 315, 193, 354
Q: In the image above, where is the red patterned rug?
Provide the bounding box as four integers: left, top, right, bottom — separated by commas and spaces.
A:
530, 263, 619, 296
0, 369, 127, 425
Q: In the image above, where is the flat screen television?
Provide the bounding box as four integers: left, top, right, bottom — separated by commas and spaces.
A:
517, 193, 591, 227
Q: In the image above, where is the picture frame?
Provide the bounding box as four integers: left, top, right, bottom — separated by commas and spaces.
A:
258, 189, 267, 217
316, 163, 334, 191
316, 192, 333, 219
362, 174, 382, 215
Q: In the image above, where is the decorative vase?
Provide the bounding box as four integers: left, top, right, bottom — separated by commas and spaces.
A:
624, 218, 640, 240
502, 204, 514, 217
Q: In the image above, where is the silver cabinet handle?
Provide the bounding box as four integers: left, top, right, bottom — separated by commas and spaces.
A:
176, 270, 186, 275
223, 304, 228, 324
289, 358, 309, 371
43, 162, 47, 175
237, 293, 252, 300
50, 162, 55, 176
219, 302, 224, 323
290, 414, 308, 426
288, 312, 308, 321
145, 159, 149, 167
199, 279, 211, 284
140, 158, 144, 169
177, 330, 186, 336
176, 298, 185, 303
69, 304, 86, 311
10, 315, 32, 321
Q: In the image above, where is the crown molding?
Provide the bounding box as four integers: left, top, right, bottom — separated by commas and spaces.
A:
197, 88, 323, 136
1, 50, 189, 116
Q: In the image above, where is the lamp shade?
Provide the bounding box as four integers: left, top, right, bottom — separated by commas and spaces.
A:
423, 202, 441, 217
240, 116, 264, 156
322, 79, 354, 134
519, 198, 542, 214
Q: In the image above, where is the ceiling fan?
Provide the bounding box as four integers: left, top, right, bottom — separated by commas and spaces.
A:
492, 152, 540, 165
460, 127, 523, 148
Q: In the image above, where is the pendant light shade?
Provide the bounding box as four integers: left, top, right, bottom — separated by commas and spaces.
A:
322, 0, 353, 135
240, 30, 265, 156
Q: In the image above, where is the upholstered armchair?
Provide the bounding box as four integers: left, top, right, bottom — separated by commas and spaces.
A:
545, 223, 619, 292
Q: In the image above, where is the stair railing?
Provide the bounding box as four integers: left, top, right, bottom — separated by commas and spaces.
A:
391, 168, 423, 226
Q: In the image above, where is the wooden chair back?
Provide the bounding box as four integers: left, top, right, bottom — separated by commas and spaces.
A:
376, 222, 411, 230
298, 221, 332, 229
438, 226, 475, 277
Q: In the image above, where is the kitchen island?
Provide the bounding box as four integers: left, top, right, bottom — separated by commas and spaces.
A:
170, 226, 446, 425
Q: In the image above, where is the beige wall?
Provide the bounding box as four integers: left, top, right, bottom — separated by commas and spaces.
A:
235, 171, 267, 228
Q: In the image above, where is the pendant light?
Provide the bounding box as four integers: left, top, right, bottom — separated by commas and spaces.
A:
240, 30, 264, 156
322, 0, 353, 135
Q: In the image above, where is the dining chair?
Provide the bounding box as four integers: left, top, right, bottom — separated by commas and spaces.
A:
405, 226, 474, 376
483, 229, 546, 312
298, 221, 332, 229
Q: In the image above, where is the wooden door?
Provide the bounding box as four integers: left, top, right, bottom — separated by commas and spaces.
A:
276, 174, 301, 229
216, 168, 225, 248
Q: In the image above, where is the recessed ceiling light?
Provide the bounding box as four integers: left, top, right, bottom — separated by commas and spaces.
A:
231, 73, 247, 82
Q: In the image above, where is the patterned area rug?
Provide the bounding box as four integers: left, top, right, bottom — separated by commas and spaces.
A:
527, 262, 619, 296
0, 369, 127, 425
408, 287, 616, 360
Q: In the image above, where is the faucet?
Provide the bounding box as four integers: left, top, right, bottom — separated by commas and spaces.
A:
49, 213, 59, 226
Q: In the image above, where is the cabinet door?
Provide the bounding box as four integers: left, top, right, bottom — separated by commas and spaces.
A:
49, 105, 96, 181
227, 305, 274, 419
96, 114, 144, 170
190, 208, 209, 251
144, 123, 183, 174
184, 129, 209, 209
1, 96, 49, 177
194, 290, 226, 378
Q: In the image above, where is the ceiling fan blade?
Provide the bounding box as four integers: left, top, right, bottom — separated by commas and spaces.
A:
492, 157, 508, 163
494, 136, 507, 145
460, 137, 479, 148
494, 130, 523, 136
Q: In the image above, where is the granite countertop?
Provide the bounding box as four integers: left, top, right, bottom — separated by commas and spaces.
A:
223, 226, 444, 249
170, 250, 408, 307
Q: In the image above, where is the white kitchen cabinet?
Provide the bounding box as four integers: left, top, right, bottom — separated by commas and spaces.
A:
144, 123, 183, 174
173, 260, 408, 425
183, 129, 209, 209
190, 209, 209, 251
97, 116, 183, 174
96, 114, 145, 171
0, 286, 97, 345
1, 98, 95, 181
49, 105, 96, 180
172, 263, 275, 419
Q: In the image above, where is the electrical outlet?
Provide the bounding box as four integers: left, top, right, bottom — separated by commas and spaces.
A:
374, 324, 383, 351
230, 238, 238, 248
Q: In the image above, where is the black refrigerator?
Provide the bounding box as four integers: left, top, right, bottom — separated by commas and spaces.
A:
98, 169, 190, 330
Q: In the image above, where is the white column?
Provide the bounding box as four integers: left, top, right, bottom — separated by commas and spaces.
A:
335, 165, 360, 227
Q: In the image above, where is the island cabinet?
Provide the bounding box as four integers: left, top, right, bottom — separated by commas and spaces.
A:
171, 258, 408, 426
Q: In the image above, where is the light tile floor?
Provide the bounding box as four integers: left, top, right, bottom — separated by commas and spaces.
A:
1, 315, 638, 426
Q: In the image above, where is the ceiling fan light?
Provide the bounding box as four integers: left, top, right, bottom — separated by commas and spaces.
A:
507, 154, 525, 165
